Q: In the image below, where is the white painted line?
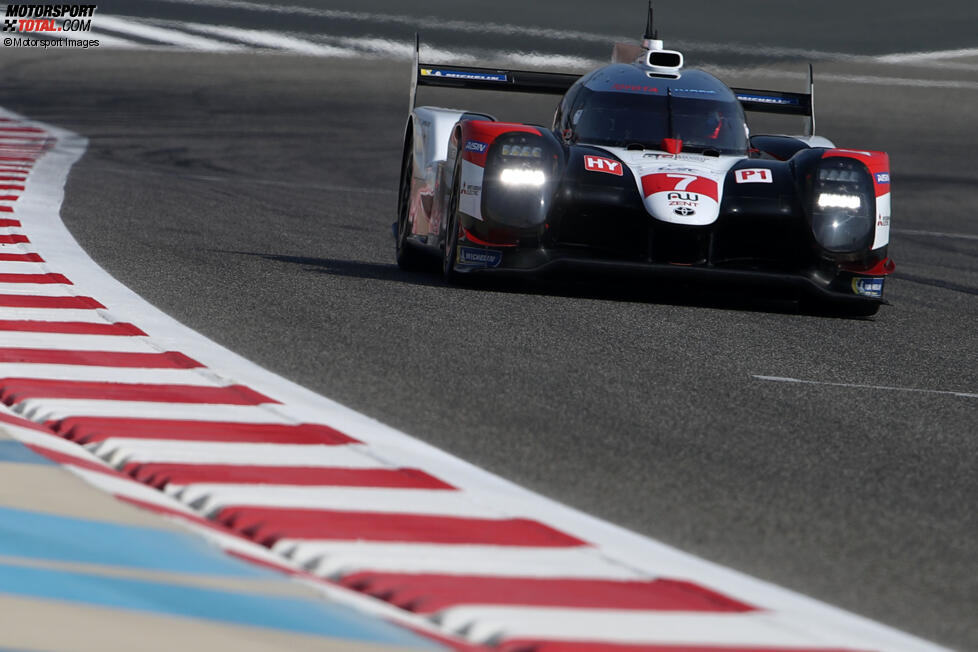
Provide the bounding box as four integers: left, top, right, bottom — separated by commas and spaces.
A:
437, 606, 864, 647
893, 228, 978, 241
704, 65, 978, 90
147, 0, 631, 44
175, 22, 359, 57
876, 47, 978, 63
88, 439, 381, 470
753, 375, 978, 399
181, 485, 506, 519
11, 399, 287, 424
94, 15, 245, 52
0, 283, 75, 296
0, 331, 159, 352
283, 542, 640, 580
0, 261, 51, 274
0, 308, 110, 322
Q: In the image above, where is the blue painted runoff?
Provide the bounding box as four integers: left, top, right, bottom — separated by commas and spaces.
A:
0, 440, 56, 465
0, 506, 275, 577
0, 563, 439, 647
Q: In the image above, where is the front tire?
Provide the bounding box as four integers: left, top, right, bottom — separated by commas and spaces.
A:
442, 159, 463, 282
395, 132, 425, 271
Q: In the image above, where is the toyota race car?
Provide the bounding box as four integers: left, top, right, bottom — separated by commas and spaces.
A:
393, 9, 895, 315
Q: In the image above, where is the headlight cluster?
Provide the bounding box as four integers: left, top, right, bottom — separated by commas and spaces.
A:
481, 133, 560, 228
811, 159, 874, 253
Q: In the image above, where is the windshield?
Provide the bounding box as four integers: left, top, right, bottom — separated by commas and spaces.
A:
570, 88, 748, 155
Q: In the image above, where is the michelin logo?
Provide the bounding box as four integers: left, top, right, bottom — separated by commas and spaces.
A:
420, 68, 507, 83
458, 246, 502, 268
735, 93, 799, 106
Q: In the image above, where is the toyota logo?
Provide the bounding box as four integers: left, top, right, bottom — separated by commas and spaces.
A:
673, 206, 696, 217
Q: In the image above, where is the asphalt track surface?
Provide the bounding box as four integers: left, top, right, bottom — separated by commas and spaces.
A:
2, 1, 977, 648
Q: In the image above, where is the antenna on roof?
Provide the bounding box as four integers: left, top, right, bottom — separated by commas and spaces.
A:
642, 1, 663, 50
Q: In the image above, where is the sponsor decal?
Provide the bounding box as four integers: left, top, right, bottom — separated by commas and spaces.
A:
875, 172, 891, 184
458, 246, 502, 268
852, 277, 884, 298
584, 155, 623, 176
461, 182, 481, 197
877, 215, 890, 227
420, 68, 507, 83
642, 173, 718, 201
667, 192, 699, 201
672, 87, 716, 95
613, 83, 659, 93
735, 168, 773, 184
735, 93, 799, 106
643, 153, 708, 161
673, 206, 696, 217
464, 140, 488, 153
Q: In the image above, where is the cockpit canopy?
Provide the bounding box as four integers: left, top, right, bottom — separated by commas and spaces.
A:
554, 65, 749, 156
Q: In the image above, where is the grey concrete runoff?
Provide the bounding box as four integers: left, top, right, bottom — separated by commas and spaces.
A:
0, 2, 975, 648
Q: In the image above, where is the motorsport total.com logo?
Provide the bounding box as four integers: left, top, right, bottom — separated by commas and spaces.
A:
3, 3, 99, 48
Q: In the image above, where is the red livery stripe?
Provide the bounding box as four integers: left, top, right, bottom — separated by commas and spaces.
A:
0, 273, 71, 284
339, 573, 754, 614
0, 253, 41, 262
0, 186, 26, 191
0, 379, 277, 405
0, 294, 103, 308
0, 320, 146, 335
0, 218, 21, 227
0, 195, 19, 201
52, 418, 360, 445
0, 348, 199, 368
498, 643, 869, 652
215, 507, 589, 548
123, 463, 456, 490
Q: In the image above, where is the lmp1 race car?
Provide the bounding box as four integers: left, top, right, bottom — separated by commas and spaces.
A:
393, 10, 894, 315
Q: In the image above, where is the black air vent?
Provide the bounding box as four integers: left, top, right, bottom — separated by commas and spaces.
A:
649, 51, 682, 68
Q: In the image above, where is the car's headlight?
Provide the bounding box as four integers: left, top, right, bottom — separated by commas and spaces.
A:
500, 168, 546, 186
811, 159, 874, 253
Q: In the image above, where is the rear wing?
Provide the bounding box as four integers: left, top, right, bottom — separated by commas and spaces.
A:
410, 37, 817, 134
732, 66, 816, 135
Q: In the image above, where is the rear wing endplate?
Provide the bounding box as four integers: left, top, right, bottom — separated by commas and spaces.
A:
410, 36, 816, 134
